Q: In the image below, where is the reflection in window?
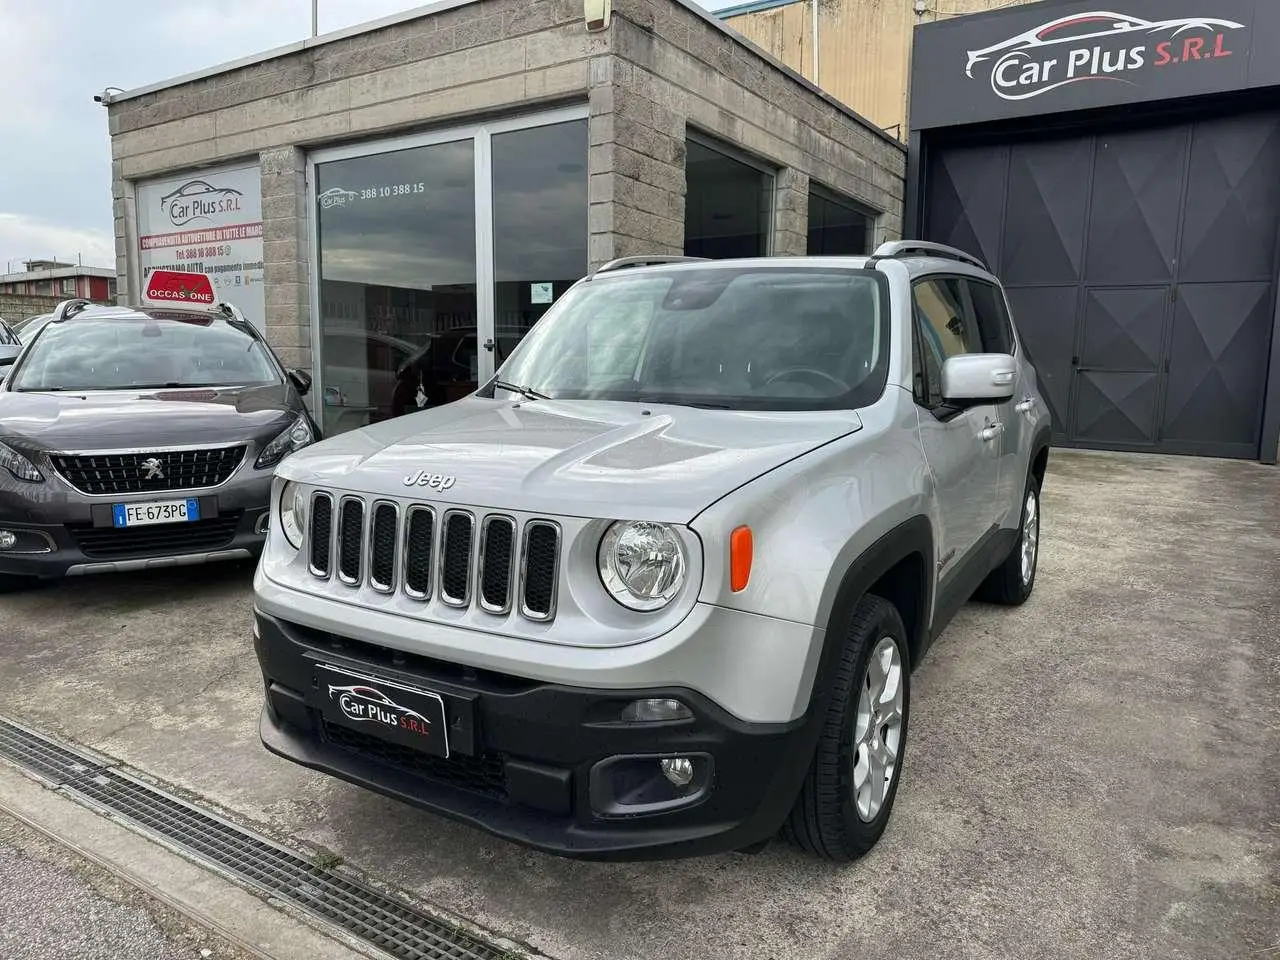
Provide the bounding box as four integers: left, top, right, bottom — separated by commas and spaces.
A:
684, 139, 773, 259
807, 191, 872, 255
315, 139, 477, 434
491, 120, 588, 363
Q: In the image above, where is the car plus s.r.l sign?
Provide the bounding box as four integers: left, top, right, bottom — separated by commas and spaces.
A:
907, 0, 1274, 129
968, 12, 1246, 102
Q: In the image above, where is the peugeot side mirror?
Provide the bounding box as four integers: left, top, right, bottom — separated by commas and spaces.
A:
941, 353, 1017, 404
288, 368, 313, 396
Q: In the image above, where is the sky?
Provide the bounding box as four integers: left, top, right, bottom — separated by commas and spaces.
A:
0, 0, 737, 275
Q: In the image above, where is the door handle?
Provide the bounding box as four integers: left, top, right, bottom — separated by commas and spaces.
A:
1015, 397, 1035, 414
982, 422, 1005, 442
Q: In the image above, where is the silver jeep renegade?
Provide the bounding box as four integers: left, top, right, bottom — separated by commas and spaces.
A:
252, 241, 1052, 862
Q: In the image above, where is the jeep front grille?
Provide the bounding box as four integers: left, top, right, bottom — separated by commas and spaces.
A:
307, 493, 560, 622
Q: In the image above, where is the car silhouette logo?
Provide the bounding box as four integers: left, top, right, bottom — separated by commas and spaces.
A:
328, 684, 431, 729
140, 457, 165, 480
964, 10, 1246, 101
318, 187, 359, 209
160, 180, 245, 227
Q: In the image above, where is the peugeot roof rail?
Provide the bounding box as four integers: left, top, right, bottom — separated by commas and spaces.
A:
869, 241, 988, 271
591, 255, 710, 277
50, 298, 95, 322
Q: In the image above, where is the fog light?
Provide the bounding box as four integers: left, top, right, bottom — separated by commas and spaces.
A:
660, 757, 695, 787
621, 698, 692, 723
0, 531, 15, 550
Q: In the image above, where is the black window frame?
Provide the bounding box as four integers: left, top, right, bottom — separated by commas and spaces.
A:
965, 278, 1017, 356
910, 273, 986, 421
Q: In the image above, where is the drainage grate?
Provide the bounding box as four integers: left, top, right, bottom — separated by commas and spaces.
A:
0, 714, 525, 960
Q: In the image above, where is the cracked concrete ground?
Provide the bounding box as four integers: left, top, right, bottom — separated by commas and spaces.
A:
0, 449, 1276, 960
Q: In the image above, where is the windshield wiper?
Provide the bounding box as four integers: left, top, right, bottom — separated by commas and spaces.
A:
492, 379, 549, 402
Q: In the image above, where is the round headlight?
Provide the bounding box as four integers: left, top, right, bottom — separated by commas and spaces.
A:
598, 521, 687, 611
280, 481, 306, 550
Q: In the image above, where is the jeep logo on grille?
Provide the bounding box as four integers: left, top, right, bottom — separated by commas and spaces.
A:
402, 471, 456, 491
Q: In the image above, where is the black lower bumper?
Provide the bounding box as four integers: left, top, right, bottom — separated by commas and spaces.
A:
0, 504, 268, 579
254, 611, 821, 861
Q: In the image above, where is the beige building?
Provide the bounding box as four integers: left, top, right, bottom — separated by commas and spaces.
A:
104, 0, 905, 437
719, 0, 1039, 139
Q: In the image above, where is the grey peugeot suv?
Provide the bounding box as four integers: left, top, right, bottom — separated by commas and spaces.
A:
251, 242, 1052, 862
0, 297, 318, 589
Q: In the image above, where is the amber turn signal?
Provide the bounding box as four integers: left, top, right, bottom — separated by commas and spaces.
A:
730, 526, 753, 592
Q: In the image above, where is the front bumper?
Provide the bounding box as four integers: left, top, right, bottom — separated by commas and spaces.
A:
254, 611, 823, 860
0, 472, 272, 579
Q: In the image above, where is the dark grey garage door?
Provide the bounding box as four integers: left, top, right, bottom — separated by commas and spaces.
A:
925, 112, 1280, 459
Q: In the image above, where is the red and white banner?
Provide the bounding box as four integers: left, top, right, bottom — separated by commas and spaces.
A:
136, 162, 264, 331
143, 270, 217, 306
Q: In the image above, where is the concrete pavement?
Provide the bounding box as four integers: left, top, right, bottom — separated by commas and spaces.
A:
0, 449, 1277, 960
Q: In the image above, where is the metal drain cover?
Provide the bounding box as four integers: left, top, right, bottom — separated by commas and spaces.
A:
0, 715, 530, 960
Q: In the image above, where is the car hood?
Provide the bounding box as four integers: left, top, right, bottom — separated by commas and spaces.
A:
0, 384, 299, 453
279, 397, 862, 522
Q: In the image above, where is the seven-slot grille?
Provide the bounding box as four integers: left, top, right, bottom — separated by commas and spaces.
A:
308, 494, 560, 622
50, 447, 246, 496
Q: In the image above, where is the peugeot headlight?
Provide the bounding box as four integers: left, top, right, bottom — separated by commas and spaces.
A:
279, 481, 306, 550
256, 414, 316, 469
598, 521, 687, 611
0, 440, 43, 483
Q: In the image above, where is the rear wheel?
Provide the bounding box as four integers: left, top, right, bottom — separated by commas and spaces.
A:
783, 595, 910, 860
976, 473, 1040, 606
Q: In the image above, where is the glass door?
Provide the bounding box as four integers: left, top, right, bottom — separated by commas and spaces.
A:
310, 107, 588, 435
486, 118, 589, 372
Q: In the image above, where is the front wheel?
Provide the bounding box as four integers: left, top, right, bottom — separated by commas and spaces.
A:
976, 473, 1041, 606
783, 595, 910, 861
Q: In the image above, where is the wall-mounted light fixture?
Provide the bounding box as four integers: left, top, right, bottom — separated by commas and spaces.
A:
585, 0, 612, 32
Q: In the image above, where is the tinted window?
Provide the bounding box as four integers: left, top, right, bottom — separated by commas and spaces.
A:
966, 280, 1014, 354
493, 268, 888, 411
684, 140, 773, 259
11, 315, 281, 392
807, 192, 872, 255
913, 277, 980, 409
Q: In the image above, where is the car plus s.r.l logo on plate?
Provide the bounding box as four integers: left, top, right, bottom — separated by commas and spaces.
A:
328, 684, 434, 739
160, 179, 245, 227
966, 11, 1246, 101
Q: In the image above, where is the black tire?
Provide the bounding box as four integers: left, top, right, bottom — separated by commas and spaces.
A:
975, 472, 1041, 606
782, 594, 911, 861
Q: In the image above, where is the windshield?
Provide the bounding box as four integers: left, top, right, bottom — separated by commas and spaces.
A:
486, 266, 888, 410
10, 314, 282, 392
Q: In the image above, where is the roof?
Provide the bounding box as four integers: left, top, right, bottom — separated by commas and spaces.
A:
715, 0, 805, 18
102, 0, 902, 149
0, 265, 116, 284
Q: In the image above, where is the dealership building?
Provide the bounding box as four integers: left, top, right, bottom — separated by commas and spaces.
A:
908, 0, 1280, 463
105, 0, 903, 437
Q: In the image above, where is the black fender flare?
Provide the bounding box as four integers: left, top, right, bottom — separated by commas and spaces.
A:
806, 515, 935, 721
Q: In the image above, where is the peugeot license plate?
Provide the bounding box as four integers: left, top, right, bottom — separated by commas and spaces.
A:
316, 664, 450, 758
112, 498, 201, 528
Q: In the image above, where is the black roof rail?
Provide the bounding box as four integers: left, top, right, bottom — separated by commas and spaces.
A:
868, 241, 988, 271
50, 298, 95, 322
591, 255, 710, 278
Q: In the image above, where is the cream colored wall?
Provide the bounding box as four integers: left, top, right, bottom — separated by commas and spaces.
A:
724, 0, 1039, 140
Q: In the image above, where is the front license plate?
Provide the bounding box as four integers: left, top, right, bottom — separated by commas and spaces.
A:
316, 664, 450, 759
112, 498, 201, 528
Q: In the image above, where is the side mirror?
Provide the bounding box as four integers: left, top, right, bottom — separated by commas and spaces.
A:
288, 368, 313, 397
941, 353, 1017, 404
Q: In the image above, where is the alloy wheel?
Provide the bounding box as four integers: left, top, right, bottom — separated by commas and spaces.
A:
1020, 488, 1039, 587
852, 636, 905, 822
